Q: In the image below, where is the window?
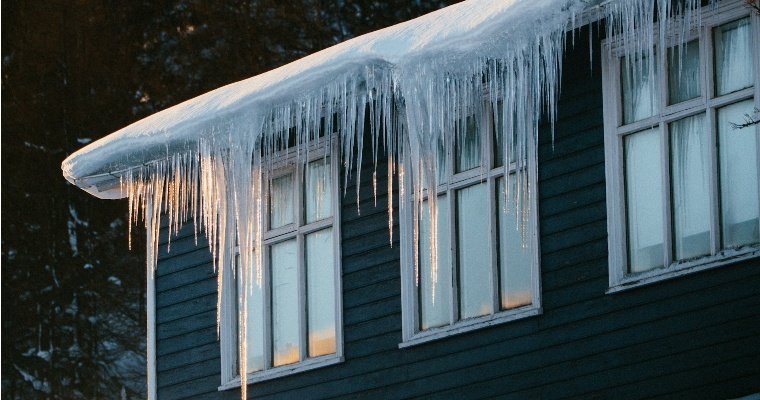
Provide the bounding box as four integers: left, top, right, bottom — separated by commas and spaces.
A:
399, 101, 541, 347
220, 138, 343, 388
602, 2, 760, 292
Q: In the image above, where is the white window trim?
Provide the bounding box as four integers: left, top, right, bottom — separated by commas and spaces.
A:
146, 216, 157, 400
602, 0, 760, 294
219, 135, 344, 389
399, 100, 542, 348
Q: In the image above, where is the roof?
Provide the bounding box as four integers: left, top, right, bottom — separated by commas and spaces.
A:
60, 0, 601, 199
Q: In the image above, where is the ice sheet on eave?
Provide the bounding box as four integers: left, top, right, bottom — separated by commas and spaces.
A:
61, 0, 600, 198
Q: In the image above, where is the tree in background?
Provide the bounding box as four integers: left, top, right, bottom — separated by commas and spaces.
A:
2, 1, 150, 398
1, 1, 454, 398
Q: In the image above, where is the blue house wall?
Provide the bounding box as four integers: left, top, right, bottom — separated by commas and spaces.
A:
152, 26, 760, 399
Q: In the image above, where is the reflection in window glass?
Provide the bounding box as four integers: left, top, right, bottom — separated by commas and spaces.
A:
456, 183, 492, 319
714, 18, 753, 96
238, 253, 266, 372
497, 176, 533, 310
270, 174, 294, 229
271, 240, 299, 366
670, 114, 711, 260
622, 56, 657, 124
456, 116, 481, 172
306, 228, 336, 357
625, 128, 665, 272
718, 100, 760, 248
419, 196, 452, 331
305, 158, 332, 223
668, 40, 701, 104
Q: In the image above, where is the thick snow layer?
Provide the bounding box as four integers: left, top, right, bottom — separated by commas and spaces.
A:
61, 0, 598, 193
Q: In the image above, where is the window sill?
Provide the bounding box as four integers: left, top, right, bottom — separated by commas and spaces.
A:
218, 354, 343, 391
398, 305, 541, 349
607, 246, 760, 294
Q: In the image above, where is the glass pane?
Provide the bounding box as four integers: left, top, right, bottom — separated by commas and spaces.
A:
306, 228, 336, 357
456, 182, 492, 319
496, 176, 533, 310
668, 40, 701, 104
621, 56, 658, 124
670, 114, 711, 260
305, 158, 332, 223
456, 116, 481, 173
270, 174, 294, 229
624, 128, 665, 272
419, 195, 452, 331
714, 18, 753, 96
237, 253, 265, 372
718, 100, 760, 248
271, 240, 300, 366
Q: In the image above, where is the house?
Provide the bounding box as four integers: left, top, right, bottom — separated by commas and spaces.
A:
61, 0, 760, 398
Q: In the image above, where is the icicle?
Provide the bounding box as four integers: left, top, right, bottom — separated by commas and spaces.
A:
387, 155, 394, 246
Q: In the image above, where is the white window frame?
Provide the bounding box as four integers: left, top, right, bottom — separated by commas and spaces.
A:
399, 99, 542, 348
602, 0, 760, 293
219, 135, 343, 389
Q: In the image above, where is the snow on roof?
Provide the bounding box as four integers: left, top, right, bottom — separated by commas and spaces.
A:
61, 0, 599, 198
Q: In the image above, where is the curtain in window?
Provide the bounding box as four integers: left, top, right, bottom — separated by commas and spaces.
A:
714, 17, 753, 96
306, 228, 336, 357
625, 128, 665, 272
718, 100, 760, 248
497, 176, 533, 309
670, 114, 711, 260
419, 196, 452, 330
456, 183, 492, 318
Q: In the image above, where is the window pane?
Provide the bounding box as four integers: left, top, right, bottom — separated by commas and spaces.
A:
419, 195, 451, 331
270, 174, 294, 229
456, 182, 492, 319
456, 116, 481, 173
305, 228, 336, 357
668, 40, 701, 104
670, 114, 711, 260
718, 100, 760, 248
238, 254, 265, 372
714, 18, 753, 96
496, 176, 533, 310
625, 128, 665, 272
305, 158, 332, 223
621, 56, 657, 124
271, 240, 300, 366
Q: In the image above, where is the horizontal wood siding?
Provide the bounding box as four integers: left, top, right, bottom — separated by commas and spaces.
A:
155, 26, 760, 399
155, 223, 221, 400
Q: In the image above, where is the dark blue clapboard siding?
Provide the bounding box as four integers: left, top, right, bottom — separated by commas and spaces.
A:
154, 221, 220, 400
154, 25, 760, 400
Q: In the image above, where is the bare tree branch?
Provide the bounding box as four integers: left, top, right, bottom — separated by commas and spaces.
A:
729, 107, 760, 130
